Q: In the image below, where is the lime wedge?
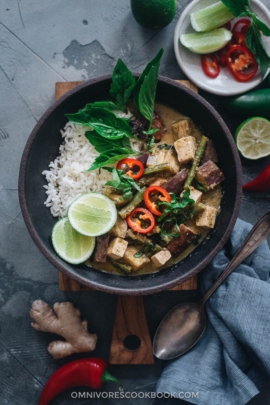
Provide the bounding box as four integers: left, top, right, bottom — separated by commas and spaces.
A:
180, 28, 232, 54
235, 117, 270, 160
68, 193, 117, 237
52, 217, 96, 264
190, 1, 234, 32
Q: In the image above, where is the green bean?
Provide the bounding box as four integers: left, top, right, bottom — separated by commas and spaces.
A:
118, 188, 146, 219
184, 135, 209, 190
108, 259, 132, 274
143, 163, 171, 176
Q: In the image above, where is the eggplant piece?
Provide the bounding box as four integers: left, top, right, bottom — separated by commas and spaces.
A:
195, 161, 225, 191
167, 224, 198, 256
93, 234, 110, 262
151, 112, 166, 141
136, 153, 149, 167
162, 169, 188, 195
201, 140, 218, 164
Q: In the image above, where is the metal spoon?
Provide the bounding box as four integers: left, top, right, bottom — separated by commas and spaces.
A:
153, 212, 270, 360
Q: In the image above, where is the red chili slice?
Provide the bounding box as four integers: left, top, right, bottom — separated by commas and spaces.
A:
201, 54, 220, 79
217, 46, 229, 67
116, 158, 144, 180
144, 186, 171, 217
229, 32, 247, 48
233, 18, 251, 35
226, 45, 258, 82
126, 208, 156, 234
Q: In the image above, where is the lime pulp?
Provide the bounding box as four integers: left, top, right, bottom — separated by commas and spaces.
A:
235, 117, 270, 160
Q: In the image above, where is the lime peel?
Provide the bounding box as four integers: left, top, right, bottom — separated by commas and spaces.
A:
190, 1, 234, 32
68, 193, 117, 237
52, 217, 96, 265
235, 117, 270, 160
180, 28, 232, 54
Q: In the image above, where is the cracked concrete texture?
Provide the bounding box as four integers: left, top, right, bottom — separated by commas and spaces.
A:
0, 0, 270, 404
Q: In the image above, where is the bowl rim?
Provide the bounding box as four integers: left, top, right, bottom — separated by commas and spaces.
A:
174, 0, 270, 96
18, 74, 242, 295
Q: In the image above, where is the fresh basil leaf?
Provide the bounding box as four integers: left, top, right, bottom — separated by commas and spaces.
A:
143, 128, 159, 135
105, 168, 141, 199
246, 23, 270, 79
220, 0, 250, 17
157, 189, 194, 222
133, 49, 164, 126
86, 101, 118, 110
110, 59, 136, 110
85, 130, 126, 153
67, 107, 132, 139
251, 14, 270, 36
88, 152, 135, 171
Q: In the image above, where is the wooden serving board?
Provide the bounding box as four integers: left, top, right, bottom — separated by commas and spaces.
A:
55, 79, 198, 364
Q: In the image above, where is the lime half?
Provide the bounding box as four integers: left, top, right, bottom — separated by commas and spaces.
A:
235, 117, 270, 160
68, 193, 117, 237
190, 1, 233, 32
52, 217, 96, 264
180, 28, 232, 54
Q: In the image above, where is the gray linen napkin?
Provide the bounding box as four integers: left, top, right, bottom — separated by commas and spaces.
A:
156, 218, 270, 405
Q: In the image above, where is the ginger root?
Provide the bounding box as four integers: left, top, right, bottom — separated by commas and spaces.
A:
30, 300, 97, 359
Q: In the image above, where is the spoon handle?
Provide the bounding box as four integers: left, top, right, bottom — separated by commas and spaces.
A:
200, 212, 270, 306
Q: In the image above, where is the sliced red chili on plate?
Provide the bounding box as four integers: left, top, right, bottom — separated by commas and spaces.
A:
201, 54, 220, 79
217, 46, 229, 67
126, 208, 156, 234
144, 186, 171, 217
232, 18, 251, 34
116, 158, 144, 180
226, 45, 258, 82
229, 32, 247, 48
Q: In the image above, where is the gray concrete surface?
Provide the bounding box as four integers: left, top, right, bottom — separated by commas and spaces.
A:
0, 0, 270, 404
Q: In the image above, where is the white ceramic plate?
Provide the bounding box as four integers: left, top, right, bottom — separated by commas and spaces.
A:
174, 0, 270, 95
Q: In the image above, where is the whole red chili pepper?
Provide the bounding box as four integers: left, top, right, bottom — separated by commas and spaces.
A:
243, 164, 270, 192
39, 358, 122, 405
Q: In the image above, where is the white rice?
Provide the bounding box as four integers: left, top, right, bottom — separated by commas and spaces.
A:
42, 122, 112, 218
42, 109, 135, 218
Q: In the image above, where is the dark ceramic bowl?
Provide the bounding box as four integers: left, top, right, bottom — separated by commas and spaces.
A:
19, 75, 242, 295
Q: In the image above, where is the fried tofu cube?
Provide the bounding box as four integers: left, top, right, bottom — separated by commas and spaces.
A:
196, 205, 218, 229
172, 119, 192, 140
107, 237, 128, 260
147, 149, 180, 175
189, 187, 202, 205
111, 216, 128, 238
174, 136, 197, 164
195, 160, 225, 191
151, 249, 172, 267
123, 246, 150, 271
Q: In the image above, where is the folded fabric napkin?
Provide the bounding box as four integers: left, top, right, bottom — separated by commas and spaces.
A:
156, 218, 270, 405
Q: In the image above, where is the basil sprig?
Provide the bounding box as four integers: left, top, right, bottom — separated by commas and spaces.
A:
133, 49, 164, 127
110, 59, 136, 110
85, 131, 136, 171
221, 0, 270, 78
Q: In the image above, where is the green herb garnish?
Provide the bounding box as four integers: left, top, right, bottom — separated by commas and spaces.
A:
194, 181, 207, 193
221, 0, 270, 78
85, 131, 137, 171
133, 49, 164, 127
105, 168, 142, 200
110, 59, 136, 110
158, 189, 195, 223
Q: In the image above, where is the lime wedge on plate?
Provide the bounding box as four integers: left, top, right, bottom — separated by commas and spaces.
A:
180, 28, 232, 54
190, 1, 233, 32
235, 117, 270, 159
52, 217, 96, 264
68, 193, 117, 237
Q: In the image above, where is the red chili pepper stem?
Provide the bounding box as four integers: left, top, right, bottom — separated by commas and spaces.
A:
102, 369, 124, 391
